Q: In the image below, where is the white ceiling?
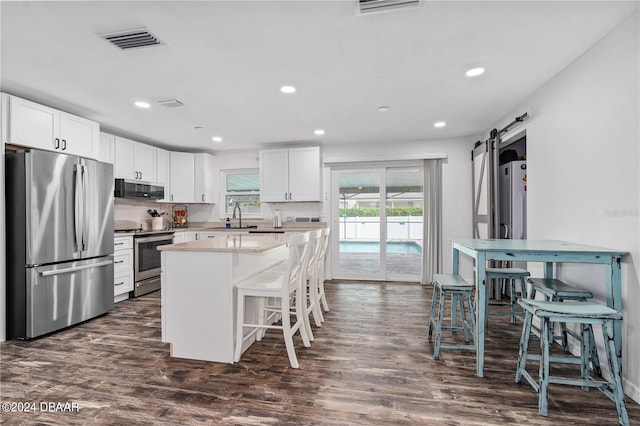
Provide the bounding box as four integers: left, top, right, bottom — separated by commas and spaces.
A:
1, 1, 637, 153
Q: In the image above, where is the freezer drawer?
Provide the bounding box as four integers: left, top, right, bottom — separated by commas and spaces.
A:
10, 257, 114, 339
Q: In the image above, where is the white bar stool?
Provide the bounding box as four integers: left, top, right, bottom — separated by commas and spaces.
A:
234, 232, 312, 369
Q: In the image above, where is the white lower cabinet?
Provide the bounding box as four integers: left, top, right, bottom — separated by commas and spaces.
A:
172, 231, 186, 244
184, 231, 219, 241
114, 236, 134, 302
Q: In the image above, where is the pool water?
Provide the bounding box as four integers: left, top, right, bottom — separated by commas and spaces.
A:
340, 241, 422, 254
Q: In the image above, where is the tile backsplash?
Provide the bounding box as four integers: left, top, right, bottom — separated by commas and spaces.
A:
114, 198, 324, 230
114, 199, 174, 230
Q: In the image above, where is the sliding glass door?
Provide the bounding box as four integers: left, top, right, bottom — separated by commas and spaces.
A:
385, 168, 423, 281
332, 167, 423, 281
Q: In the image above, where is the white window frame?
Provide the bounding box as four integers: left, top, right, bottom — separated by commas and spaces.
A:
222, 169, 262, 218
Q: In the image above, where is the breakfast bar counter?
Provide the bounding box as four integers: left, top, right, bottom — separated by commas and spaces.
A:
158, 233, 290, 363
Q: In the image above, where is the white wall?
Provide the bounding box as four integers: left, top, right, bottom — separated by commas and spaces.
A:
493, 11, 640, 402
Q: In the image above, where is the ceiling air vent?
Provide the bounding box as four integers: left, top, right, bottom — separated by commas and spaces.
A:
100, 28, 163, 50
356, 0, 424, 15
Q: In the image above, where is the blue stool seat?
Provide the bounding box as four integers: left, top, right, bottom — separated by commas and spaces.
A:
428, 274, 476, 360
486, 267, 530, 324
515, 299, 628, 424
528, 278, 601, 375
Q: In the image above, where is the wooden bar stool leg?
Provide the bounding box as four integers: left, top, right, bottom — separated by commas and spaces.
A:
515, 308, 533, 384
588, 325, 602, 376
509, 279, 517, 324
580, 323, 590, 390
602, 319, 630, 426
458, 293, 470, 343
451, 293, 458, 331
539, 316, 551, 417
434, 288, 447, 360
465, 291, 476, 342
428, 285, 439, 340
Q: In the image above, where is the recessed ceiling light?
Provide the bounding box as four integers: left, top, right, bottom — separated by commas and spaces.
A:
280, 85, 296, 94
212, 136, 223, 143
377, 106, 390, 112
466, 67, 485, 77
314, 129, 325, 136
134, 101, 150, 109
434, 121, 446, 128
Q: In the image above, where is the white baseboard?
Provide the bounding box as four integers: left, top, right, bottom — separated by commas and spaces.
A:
623, 377, 640, 405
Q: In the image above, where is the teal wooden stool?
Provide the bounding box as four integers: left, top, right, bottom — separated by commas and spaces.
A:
486, 267, 530, 324
515, 299, 628, 424
528, 277, 601, 375
428, 274, 476, 360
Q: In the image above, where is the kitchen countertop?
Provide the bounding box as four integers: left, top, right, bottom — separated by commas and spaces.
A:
157, 233, 289, 253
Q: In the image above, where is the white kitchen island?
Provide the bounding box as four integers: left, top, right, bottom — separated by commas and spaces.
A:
158, 233, 290, 363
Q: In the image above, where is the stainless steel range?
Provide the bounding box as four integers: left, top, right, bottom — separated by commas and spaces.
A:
116, 229, 174, 297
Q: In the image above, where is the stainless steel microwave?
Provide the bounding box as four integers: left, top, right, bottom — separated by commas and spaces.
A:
114, 179, 164, 200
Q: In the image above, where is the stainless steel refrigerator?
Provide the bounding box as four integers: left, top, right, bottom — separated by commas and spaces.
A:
5, 148, 114, 339
498, 160, 527, 240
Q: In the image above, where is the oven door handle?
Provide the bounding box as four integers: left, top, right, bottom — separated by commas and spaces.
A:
135, 235, 174, 244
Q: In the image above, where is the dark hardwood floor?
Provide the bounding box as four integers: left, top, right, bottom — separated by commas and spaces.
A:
1, 281, 638, 425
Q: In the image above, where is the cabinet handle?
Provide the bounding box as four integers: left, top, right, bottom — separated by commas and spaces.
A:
195, 233, 199, 240
114, 260, 124, 264
139, 171, 143, 180
115, 281, 125, 286
207, 235, 215, 238
289, 192, 292, 200
202, 194, 205, 202
114, 242, 125, 246
62, 139, 67, 150
54, 138, 60, 149
284, 192, 288, 200
171, 194, 174, 201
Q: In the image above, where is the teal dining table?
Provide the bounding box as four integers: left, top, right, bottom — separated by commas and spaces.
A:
451, 239, 628, 378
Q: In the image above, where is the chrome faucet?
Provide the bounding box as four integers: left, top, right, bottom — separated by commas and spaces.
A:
232, 204, 242, 229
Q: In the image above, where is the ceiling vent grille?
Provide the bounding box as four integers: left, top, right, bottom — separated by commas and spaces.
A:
100, 28, 163, 50
356, 0, 424, 15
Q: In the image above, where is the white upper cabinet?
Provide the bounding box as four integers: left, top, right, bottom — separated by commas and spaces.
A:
3, 93, 99, 159
169, 151, 195, 203
260, 146, 321, 202
114, 136, 157, 182
98, 132, 115, 164
156, 147, 170, 203
194, 153, 217, 203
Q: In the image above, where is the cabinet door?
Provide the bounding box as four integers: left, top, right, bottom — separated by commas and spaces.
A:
156, 148, 170, 202
172, 231, 185, 244
135, 143, 157, 182
114, 137, 136, 179
260, 148, 289, 202
194, 153, 217, 203
7, 95, 59, 151
99, 132, 115, 164
182, 231, 198, 242
170, 152, 195, 203
288, 146, 321, 201
59, 112, 99, 159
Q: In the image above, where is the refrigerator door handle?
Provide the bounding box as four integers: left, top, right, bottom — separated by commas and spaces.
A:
81, 163, 88, 252
73, 164, 83, 253
40, 259, 113, 277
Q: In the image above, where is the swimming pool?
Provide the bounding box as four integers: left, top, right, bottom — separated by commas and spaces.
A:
339, 241, 422, 255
